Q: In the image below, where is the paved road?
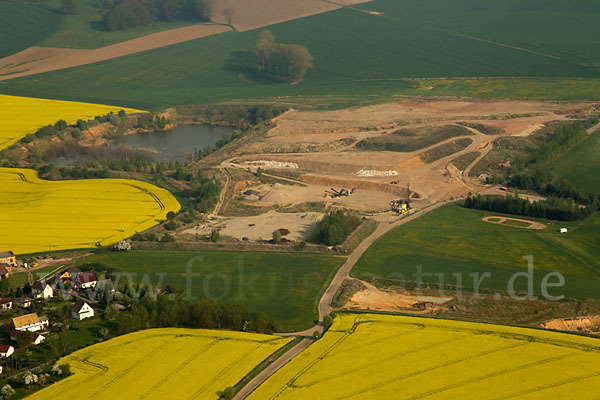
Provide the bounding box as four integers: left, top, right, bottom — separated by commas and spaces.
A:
233, 201, 447, 398
232, 338, 313, 400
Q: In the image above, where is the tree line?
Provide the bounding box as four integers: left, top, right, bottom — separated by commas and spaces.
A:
309, 211, 362, 246
255, 31, 314, 81
115, 294, 278, 335
102, 0, 215, 31
464, 193, 598, 221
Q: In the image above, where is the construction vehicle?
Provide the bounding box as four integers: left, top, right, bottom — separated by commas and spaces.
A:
390, 199, 410, 214
325, 188, 354, 198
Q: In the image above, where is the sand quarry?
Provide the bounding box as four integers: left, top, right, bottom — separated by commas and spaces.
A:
229, 99, 598, 210
0, 0, 372, 80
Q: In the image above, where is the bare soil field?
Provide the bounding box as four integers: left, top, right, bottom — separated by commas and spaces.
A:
0, 24, 231, 81
344, 279, 453, 313
482, 216, 547, 230
218, 210, 323, 241
212, 0, 338, 32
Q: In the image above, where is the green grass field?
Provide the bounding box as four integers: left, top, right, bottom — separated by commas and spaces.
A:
548, 131, 600, 196
352, 203, 600, 300
37, 0, 203, 49
2, 0, 600, 109
356, 125, 472, 152
0, 2, 60, 59
86, 250, 345, 331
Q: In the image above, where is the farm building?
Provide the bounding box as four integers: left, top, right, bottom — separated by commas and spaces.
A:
14, 298, 32, 308
75, 271, 97, 289
0, 298, 12, 312
31, 281, 54, 300
12, 313, 49, 332
0, 251, 16, 267
10, 331, 45, 345
559, 228, 568, 233
72, 300, 94, 320
60, 267, 81, 284
0, 346, 14, 358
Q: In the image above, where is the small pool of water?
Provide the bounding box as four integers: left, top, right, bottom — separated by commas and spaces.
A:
113, 124, 234, 162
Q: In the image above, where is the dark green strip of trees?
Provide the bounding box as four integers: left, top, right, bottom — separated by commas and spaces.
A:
255, 31, 314, 81
102, 0, 215, 31
464, 193, 599, 221
309, 211, 362, 246
116, 295, 278, 334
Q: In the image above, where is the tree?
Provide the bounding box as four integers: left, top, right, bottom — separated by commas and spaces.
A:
210, 229, 220, 243
218, 386, 236, 400
15, 330, 34, 348
161, 233, 175, 242
272, 230, 282, 243
1, 384, 15, 399
60, 0, 77, 14
222, 7, 234, 26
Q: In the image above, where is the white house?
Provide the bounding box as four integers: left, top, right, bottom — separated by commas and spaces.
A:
559, 228, 568, 234
0, 346, 14, 358
75, 271, 97, 290
72, 300, 94, 320
31, 281, 54, 300
12, 313, 49, 332
10, 331, 45, 345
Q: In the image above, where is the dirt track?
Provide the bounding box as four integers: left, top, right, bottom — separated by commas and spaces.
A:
482, 216, 547, 230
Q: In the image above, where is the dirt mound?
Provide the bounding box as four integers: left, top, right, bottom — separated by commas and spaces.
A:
544, 317, 600, 334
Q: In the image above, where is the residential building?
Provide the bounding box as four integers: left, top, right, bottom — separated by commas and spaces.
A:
60, 267, 81, 284
0, 346, 14, 358
14, 298, 32, 308
91, 279, 116, 301
0, 252, 16, 267
12, 313, 49, 332
31, 281, 54, 300
10, 331, 45, 345
75, 271, 97, 289
0, 298, 12, 311
72, 300, 94, 320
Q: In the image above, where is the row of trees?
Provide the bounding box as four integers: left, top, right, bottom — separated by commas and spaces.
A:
512, 121, 590, 172
464, 194, 598, 221
309, 210, 362, 246
103, 0, 215, 31
255, 31, 314, 81
115, 294, 278, 334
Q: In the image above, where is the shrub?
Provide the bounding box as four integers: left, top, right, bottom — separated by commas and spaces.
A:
161, 233, 175, 242
210, 229, 220, 243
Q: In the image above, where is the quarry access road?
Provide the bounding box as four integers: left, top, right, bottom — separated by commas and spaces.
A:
233, 200, 447, 399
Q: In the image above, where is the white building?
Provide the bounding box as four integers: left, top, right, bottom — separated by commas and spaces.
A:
72, 300, 94, 320
559, 228, 568, 233
12, 313, 49, 332
31, 281, 54, 300
75, 271, 97, 290
0, 346, 14, 358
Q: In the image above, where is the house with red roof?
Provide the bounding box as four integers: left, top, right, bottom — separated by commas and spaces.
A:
75, 271, 97, 290
0, 345, 14, 358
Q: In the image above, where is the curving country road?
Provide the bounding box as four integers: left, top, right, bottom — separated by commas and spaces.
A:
232, 200, 447, 399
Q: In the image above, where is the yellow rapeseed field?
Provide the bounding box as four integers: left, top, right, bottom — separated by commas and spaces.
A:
250, 314, 600, 399
27, 328, 291, 400
0, 94, 143, 150
0, 167, 180, 254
